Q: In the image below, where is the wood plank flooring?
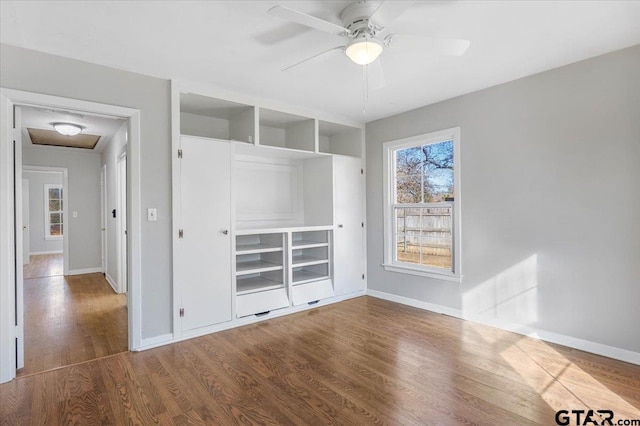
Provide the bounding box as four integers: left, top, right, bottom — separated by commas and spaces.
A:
18, 267, 128, 377
2, 296, 639, 425
23, 253, 63, 279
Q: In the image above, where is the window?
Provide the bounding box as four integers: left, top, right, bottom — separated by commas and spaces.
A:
44, 184, 63, 239
383, 127, 461, 282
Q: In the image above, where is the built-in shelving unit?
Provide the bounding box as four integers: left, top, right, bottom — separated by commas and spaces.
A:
173, 81, 365, 337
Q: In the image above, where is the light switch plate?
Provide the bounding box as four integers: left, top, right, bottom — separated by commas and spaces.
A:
73, 211, 78, 218
147, 208, 157, 222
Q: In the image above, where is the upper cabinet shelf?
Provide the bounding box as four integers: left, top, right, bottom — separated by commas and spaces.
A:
319, 121, 362, 157
176, 84, 363, 158
258, 108, 315, 152
180, 93, 255, 143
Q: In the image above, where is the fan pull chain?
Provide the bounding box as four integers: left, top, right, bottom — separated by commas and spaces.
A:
362, 63, 369, 117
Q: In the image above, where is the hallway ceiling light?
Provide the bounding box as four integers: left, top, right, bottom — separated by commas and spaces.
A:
52, 122, 83, 136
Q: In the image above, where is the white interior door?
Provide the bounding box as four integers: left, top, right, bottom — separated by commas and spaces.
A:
22, 179, 29, 264
117, 153, 127, 293
177, 136, 232, 332
333, 155, 364, 296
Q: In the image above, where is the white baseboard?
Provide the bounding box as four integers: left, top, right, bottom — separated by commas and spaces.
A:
67, 267, 102, 276
105, 273, 118, 293
366, 289, 640, 366
135, 291, 366, 352
29, 250, 63, 255
139, 333, 174, 350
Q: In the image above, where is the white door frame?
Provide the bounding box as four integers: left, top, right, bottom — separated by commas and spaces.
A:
116, 151, 127, 294
22, 179, 29, 265
101, 164, 107, 275
0, 88, 143, 383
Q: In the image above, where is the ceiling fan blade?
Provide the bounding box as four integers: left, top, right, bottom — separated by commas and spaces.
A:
370, 1, 416, 28
282, 46, 345, 72
387, 35, 470, 56
268, 5, 348, 35
366, 58, 386, 90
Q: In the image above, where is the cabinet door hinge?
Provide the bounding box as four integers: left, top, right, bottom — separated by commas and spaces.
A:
179, 308, 184, 317
361, 222, 364, 228
178, 229, 184, 238
362, 273, 365, 280
361, 168, 364, 174
178, 149, 183, 159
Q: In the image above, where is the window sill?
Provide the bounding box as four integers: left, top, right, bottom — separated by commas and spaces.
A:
382, 263, 462, 283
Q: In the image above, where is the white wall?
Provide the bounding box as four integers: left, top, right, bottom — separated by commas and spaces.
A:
1, 43, 171, 339
101, 122, 127, 286
23, 147, 101, 272
365, 45, 640, 355
22, 170, 63, 254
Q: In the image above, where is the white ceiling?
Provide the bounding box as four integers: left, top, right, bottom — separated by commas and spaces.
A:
2, 1, 639, 123
21, 105, 125, 151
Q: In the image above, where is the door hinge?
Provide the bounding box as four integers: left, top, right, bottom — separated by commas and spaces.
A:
179, 308, 184, 317
361, 168, 364, 174
178, 229, 184, 238
178, 149, 183, 159
362, 273, 365, 280
361, 222, 364, 228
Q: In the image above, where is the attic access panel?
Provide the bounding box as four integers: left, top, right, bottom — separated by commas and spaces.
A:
27, 128, 101, 149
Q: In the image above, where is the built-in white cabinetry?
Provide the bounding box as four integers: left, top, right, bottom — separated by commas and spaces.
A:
174, 136, 232, 333
172, 82, 365, 341
333, 155, 365, 296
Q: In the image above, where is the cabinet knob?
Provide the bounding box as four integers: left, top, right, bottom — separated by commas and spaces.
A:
222, 230, 229, 235
338, 224, 344, 228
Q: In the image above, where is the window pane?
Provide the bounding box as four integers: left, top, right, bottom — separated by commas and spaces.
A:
395, 208, 406, 234
49, 187, 60, 199
423, 140, 454, 202
395, 176, 422, 203
50, 213, 61, 224
395, 146, 423, 177
49, 200, 61, 211
420, 207, 452, 270
50, 224, 62, 236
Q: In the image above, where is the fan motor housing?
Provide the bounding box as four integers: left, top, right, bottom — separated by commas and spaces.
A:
340, 1, 382, 37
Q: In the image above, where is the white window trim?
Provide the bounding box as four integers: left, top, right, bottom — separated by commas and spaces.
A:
382, 127, 462, 282
44, 183, 63, 240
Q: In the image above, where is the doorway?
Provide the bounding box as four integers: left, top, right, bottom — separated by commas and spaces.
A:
0, 88, 142, 383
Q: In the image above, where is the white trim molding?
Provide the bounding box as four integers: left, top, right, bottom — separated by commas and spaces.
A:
367, 289, 640, 366
67, 267, 103, 276
29, 250, 63, 255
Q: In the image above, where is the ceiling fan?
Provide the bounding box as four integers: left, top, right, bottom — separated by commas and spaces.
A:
268, 0, 470, 71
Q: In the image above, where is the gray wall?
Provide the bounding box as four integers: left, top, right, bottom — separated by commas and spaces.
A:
101, 122, 127, 287
23, 147, 101, 272
366, 45, 640, 353
1, 44, 171, 339
22, 170, 63, 254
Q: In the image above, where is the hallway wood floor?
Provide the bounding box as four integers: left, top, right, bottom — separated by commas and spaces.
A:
23, 253, 63, 279
2, 296, 639, 425
18, 256, 128, 377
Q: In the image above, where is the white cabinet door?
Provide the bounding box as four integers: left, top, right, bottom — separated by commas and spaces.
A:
177, 136, 232, 332
333, 156, 364, 296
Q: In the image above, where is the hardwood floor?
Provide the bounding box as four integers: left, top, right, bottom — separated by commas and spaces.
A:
23, 253, 63, 279
18, 271, 128, 378
2, 296, 639, 424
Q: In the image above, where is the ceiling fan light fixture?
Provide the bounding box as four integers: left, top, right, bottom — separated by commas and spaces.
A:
52, 122, 83, 136
345, 37, 383, 65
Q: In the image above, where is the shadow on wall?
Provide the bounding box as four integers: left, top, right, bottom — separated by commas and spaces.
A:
462, 254, 539, 329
